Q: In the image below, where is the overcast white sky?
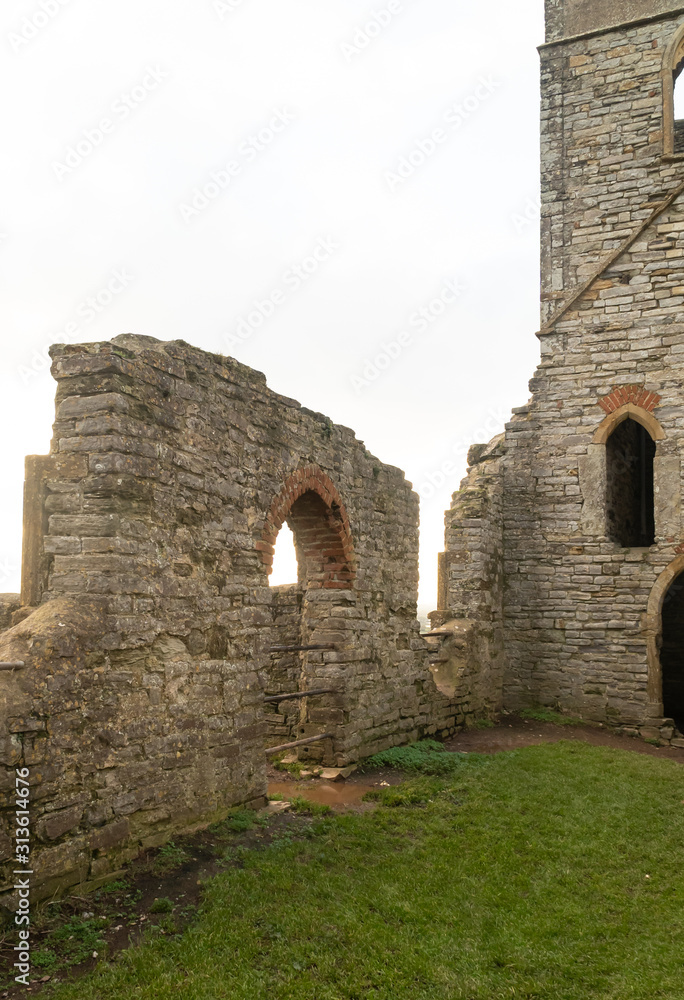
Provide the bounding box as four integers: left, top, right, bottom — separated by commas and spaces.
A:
0, 0, 544, 613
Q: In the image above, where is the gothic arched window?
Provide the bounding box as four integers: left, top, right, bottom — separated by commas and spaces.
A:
605, 417, 655, 547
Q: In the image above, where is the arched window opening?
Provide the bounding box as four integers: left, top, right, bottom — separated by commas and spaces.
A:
269, 524, 298, 587
673, 57, 684, 152
665, 27, 684, 155
262, 475, 355, 766
605, 417, 655, 547
286, 491, 353, 590
661, 572, 684, 731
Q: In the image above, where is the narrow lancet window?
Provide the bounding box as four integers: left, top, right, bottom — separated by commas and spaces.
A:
605, 418, 655, 547
674, 57, 684, 152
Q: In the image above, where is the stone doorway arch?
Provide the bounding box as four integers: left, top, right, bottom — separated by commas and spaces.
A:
645, 555, 684, 723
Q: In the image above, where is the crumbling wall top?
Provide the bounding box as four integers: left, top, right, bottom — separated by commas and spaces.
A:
545, 0, 683, 42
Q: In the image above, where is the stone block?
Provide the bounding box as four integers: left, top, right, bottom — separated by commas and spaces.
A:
89, 818, 130, 852
37, 806, 84, 842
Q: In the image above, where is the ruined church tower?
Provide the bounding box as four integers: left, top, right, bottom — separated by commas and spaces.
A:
433, 0, 684, 740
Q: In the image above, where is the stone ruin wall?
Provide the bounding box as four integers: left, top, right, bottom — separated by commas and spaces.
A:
544, 0, 683, 45
0, 334, 463, 916
434, 6, 684, 740
428, 437, 507, 721
508, 8, 684, 731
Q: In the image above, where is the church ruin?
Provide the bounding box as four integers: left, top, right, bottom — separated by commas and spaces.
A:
4, 0, 684, 915
433, 0, 684, 744
0, 335, 464, 912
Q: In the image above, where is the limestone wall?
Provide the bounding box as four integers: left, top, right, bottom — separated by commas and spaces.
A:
511, 11, 684, 725
430, 435, 506, 719
436, 10, 684, 737
540, 11, 684, 323
546, 0, 682, 42
545, 0, 683, 44
0, 334, 458, 915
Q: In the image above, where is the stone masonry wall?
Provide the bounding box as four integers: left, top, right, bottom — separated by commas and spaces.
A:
540, 9, 684, 324
545, 0, 684, 45
0, 334, 459, 915
429, 435, 507, 720
264, 585, 305, 748
435, 6, 684, 738
505, 9, 684, 726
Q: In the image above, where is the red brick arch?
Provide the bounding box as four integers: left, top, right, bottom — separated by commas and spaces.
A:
258, 466, 355, 589
598, 384, 661, 415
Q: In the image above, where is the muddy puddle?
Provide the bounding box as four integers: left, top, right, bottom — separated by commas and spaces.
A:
268, 780, 377, 808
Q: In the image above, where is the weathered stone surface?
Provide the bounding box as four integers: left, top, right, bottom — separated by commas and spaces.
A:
88, 819, 130, 852
0, 595, 21, 631
434, 5, 684, 738
1, 335, 460, 908
545, 0, 681, 44
37, 806, 83, 843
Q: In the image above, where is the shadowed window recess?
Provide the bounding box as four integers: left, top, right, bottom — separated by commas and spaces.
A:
661, 572, 684, 732
605, 417, 655, 548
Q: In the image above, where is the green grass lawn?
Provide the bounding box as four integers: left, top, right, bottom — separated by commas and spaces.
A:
41, 741, 684, 1000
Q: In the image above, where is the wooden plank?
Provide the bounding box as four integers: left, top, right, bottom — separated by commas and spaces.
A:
264, 688, 338, 704
265, 733, 333, 754
269, 644, 336, 652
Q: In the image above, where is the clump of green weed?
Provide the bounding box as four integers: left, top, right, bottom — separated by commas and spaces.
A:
289, 796, 332, 817
269, 792, 284, 801
149, 897, 174, 914
39, 916, 109, 969
270, 832, 295, 849
361, 740, 475, 775
471, 718, 495, 729
272, 757, 307, 777
363, 785, 431, 807
225, 809, 257, 832
152, 841, 191, 875
519, 707, 582, 726
95, 879, 129, 897
155, 915, 178, 934
209, 808, 260, 839
32, 948, 60, 973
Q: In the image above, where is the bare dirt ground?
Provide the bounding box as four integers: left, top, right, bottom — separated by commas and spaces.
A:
445, 714, 684, 764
